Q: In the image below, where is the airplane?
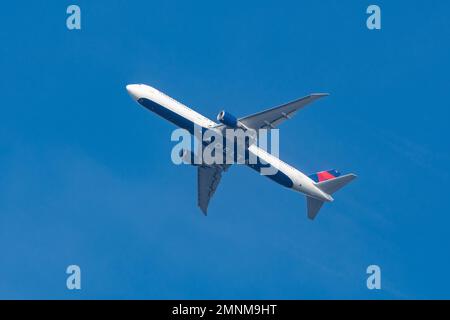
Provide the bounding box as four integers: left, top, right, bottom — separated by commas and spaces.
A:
126, 84, 356, 219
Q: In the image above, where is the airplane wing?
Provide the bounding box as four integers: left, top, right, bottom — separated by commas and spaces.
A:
238, 93, 329, 129
198, 164, 229, 214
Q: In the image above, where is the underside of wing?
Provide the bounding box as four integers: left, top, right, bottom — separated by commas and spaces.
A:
197, 165, 229, 215
238, 93, 329, 129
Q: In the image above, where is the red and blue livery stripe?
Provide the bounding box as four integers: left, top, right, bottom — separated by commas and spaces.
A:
308, 169, 341, 183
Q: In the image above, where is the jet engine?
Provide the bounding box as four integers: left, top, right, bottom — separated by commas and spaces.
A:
217, 110, 238, 128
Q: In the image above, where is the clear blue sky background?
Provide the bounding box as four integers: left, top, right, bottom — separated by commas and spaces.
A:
1, 1, 449, 299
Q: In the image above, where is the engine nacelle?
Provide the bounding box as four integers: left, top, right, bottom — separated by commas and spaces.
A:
217, 110, 238, 128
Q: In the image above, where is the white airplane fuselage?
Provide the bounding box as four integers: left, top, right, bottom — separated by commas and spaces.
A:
126, 84, 333, 203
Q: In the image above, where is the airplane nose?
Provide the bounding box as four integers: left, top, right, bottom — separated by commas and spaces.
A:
126, 84, 140, 100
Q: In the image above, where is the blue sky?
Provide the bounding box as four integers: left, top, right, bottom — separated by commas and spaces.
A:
1, 1, 450, 299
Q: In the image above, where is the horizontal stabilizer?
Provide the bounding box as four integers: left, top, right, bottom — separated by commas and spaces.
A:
316, 173, 357, 195
308, 169, 341, 183
307, 173, 357, 220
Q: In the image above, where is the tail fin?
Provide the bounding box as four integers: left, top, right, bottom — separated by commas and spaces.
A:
306, 173, 357, 220
308, 169, 341, 183
307, 196, 325, 220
